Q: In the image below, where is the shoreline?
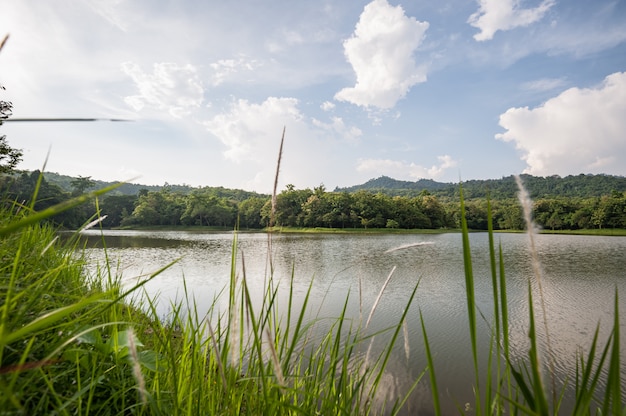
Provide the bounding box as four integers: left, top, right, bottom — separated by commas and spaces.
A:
105, 225, 626, 237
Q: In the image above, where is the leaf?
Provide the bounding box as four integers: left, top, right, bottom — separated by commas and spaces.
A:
76, 328, 102, 346
1, 294, 103, 347
116, 329, 144, 350
137, 350, 161, 372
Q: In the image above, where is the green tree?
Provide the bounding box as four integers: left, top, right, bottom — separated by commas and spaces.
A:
494, 201, 524, 230
322, 192, 355, 228
462, 200, 488, 230
418, 194, 447, 228
238, 196, 268, 228
0, 88, 23, 174
386, 219, 399, 229
569, 199, 594, 229
0, 136, 22, 174
392, 196, 430, 229
301, 194, 325, 227
100, 195, 137, 227
270, 186, 312, 227
351, 190, 389, 228
70, 176, 96, 195
603, 193, 626, 228
180, 190, 237, 227
128, 189, 185, 226
591, 198, 607, 229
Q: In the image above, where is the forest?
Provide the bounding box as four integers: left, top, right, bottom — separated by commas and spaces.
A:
1, 171, 625, 231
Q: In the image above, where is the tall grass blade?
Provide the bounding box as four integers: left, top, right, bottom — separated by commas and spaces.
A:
487, 196, 501, 356
270, 126, 286, 228
526, 281, 549, 415
365, 265, 396, 329
1, 294, 104, 347
206, 319, 228, 391
515, 175, 556, 405
602, 289, 623, 415
366, 284, 418, 412
499, 243, 510, 361
459, 182, 481, 413
420, 310, 441, 416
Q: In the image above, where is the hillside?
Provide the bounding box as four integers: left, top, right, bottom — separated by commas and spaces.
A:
334, 174, 626, 199
40, 171, 267, 200
39, 171, 626, 200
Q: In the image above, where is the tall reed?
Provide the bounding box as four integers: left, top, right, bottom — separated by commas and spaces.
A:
1, 164, 623, 414
1, 151, 422, 415
424, 178, 625, 415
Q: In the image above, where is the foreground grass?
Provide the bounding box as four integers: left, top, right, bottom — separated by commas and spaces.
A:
1, 179, 624, 415
0, 194, 419, 414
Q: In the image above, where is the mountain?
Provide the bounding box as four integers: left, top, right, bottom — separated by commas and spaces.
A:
38, 171, 626, 200
334, 174, 626, 199
334, 176, 452, 193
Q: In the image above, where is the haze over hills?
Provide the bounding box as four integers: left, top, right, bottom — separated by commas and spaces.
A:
39, 171, 626, 200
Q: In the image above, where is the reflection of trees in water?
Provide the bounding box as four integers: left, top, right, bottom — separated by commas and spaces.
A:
79, 231, 626, 413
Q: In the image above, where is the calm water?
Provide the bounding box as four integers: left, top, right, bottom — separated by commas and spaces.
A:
80, 230, 626, 414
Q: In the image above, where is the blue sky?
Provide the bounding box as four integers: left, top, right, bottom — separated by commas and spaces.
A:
1, 0, 625, 192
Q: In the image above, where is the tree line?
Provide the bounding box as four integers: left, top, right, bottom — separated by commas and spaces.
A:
2, 173, 625, 231
336, 174, 626, 199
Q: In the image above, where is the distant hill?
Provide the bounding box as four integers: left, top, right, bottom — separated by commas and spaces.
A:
40, 171, 267, 200
42, 172, 166, 195
335, 176, 452, 193
334, 174, 626, 199
38, 171, 626, 200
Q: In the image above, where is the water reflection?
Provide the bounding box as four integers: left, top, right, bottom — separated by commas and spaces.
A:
78, 230, 626, 414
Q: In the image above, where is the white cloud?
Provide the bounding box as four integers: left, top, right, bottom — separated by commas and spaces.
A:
334, 0, 429, 109
468, 0, 555, 41
202, 97, 361, 191
85, 0, 129, 31
521, 77, 567, 92
203, 97, 304, 163
121, 62, 204, 118
496, 71, 626, 176
266, 29, 305, 53
209, 56, 261, 86
356, 155, 457, 180
312, 116, 362, 143
321, 101, 335, 111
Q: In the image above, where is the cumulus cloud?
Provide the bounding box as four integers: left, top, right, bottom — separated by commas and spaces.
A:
496, 71, 626, 176
312, 116, 362, 143
357, 155, 457, 180
122, 62, 204, 118
203, 97, 304, 163
202, 97, 360, 191
468, 0, 555, 41
334, 0, 429, 109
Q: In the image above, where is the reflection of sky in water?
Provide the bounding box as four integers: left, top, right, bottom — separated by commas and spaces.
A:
80, 230, 626, 414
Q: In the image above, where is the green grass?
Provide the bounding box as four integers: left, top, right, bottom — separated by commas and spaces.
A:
0, 175, 420, 415
1, 174, 624, 415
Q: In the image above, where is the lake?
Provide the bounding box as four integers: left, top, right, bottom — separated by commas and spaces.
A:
79, 230, 626, 414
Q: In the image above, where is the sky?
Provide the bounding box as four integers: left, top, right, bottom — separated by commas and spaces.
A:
1, 0, 625, 193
